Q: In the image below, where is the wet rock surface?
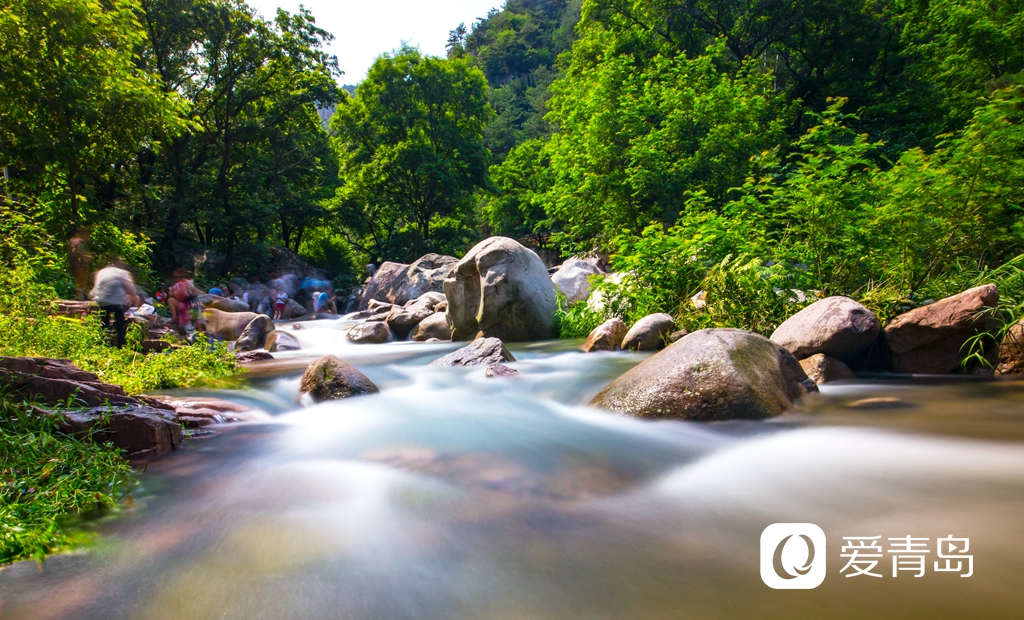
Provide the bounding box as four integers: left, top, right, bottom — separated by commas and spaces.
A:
347, 322, 391, 344
428, 337, 515, 367
590, 328, 816, 421
410, 311, 451, 341
997, 319, 1024, 375
583, 318, 627, 352
799, 353, 857, 384
264, 329, 301, 351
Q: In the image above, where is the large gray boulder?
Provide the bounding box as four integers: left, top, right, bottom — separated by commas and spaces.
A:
590, 328, 816, 421
444, 237, 557, 342
235, 315, 275, 351
427, 337, 515, 367
359, 254, 457, 309
347, 322, 391, 344
621, 313, 675, 351
884, 284, 999, 374
299, 355, 379, 402
552, 258, 602, 304
770, 296, 880, 361
411, 312, 452, 341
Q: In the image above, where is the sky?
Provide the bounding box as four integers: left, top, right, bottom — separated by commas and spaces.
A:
256, 1, 504, 84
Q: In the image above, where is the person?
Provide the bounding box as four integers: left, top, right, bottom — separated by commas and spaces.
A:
154, 288, 168, 304
89, 261, 140, 348
168, 270, 202, 329
68, 229, 92, 300
209, 285, 224, 297
273, 291, 287, 320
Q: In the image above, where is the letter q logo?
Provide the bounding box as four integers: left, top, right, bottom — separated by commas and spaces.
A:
760, 523, 826, 589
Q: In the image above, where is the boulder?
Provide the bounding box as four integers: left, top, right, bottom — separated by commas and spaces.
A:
202, 309, 260, 341
299, 355, 379, 402
799, 353, 856, 384
0, 357, 137, 407
996, 319, 1024, 375
367, 300, 394, 313
341, 287, 363, 313
552, 258, 603, 304
411, 312, 452, 341
386, 292, 446, 337
265, 330, 301, 352
196, 294, 250, 313
444, 237, 557, 342
583, 318, 627, 352
359, 254, 457, 309
282, 298, 307, 320
621, 313, 675, 351
428, 337, 516, 367
884, 284, 999, 374
589, 328, 816, 421
668, 329, 689, 344
236, 350, 274, 363
60, 404, 182, 461
347, 322, 391, 344
770, 296, 880, 362
235, 315, 275, 351
485, 363, 518, 377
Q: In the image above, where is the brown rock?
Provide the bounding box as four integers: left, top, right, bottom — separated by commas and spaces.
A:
235, 350, 274, 363
997, 319, 1024, 375
201, 309, 260, 341
583, 318, 627, 352
799, 353, 856, 384
235, 315, 275, 351
621, 313, 675, 351
299, 355, 379, 401
884, 284, 999, 373
386, 292, 446, 337
60, 405, 182, 460
0, 357, 138, 407
590, 329, 816, 421
359, 254, 457, 309
428, 338, 516, 367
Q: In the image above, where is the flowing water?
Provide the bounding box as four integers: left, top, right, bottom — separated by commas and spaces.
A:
3, 317, 1024, 619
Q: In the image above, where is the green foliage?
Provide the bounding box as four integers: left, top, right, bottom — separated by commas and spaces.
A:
554, 294, 605, 338
482, 138, 552, 242
1, 395, 136, 563
330, 47, 493, 263
0, 266, 238, 395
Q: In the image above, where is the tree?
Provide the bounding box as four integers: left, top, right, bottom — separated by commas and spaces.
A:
0, 0, 178, 232
330, 47, 493, 263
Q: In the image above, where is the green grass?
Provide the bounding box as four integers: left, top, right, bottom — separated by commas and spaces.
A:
0, 395, 135, 563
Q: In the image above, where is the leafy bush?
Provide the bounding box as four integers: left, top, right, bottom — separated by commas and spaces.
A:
0, 395, 135, 563
554, 294, 605, 339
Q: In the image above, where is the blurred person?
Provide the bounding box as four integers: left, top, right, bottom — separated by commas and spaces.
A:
68, 229, 92, 300
168, 269, 202, 329
89, 260, 140, 348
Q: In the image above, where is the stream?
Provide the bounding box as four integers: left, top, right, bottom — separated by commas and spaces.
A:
2, 316, 1024, 619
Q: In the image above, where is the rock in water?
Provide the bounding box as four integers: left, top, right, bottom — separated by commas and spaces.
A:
583, 318, 627, 352
997, 319, 1024, 374
347, 322, 391, 344
299, 355, 379, 402
444, 236, 557, 341
60, 405, 182, 461
265, 330, 301, 352
884, 284, 999, 374
799, 353, 856, 384
235, 315, 274, 351
770, 296, 880, 362
428, 338, 515, 367
236, 350, 273, 363
411, 312, 452, 341
485, 362, 518, 377
360, 254, 458, 309
590, 328, 816, 421
202, 309, 260, 341
282, 298, 307, 320
621, 313, 675, 351
552, 258, 602, 304
386, 292, 446, 337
